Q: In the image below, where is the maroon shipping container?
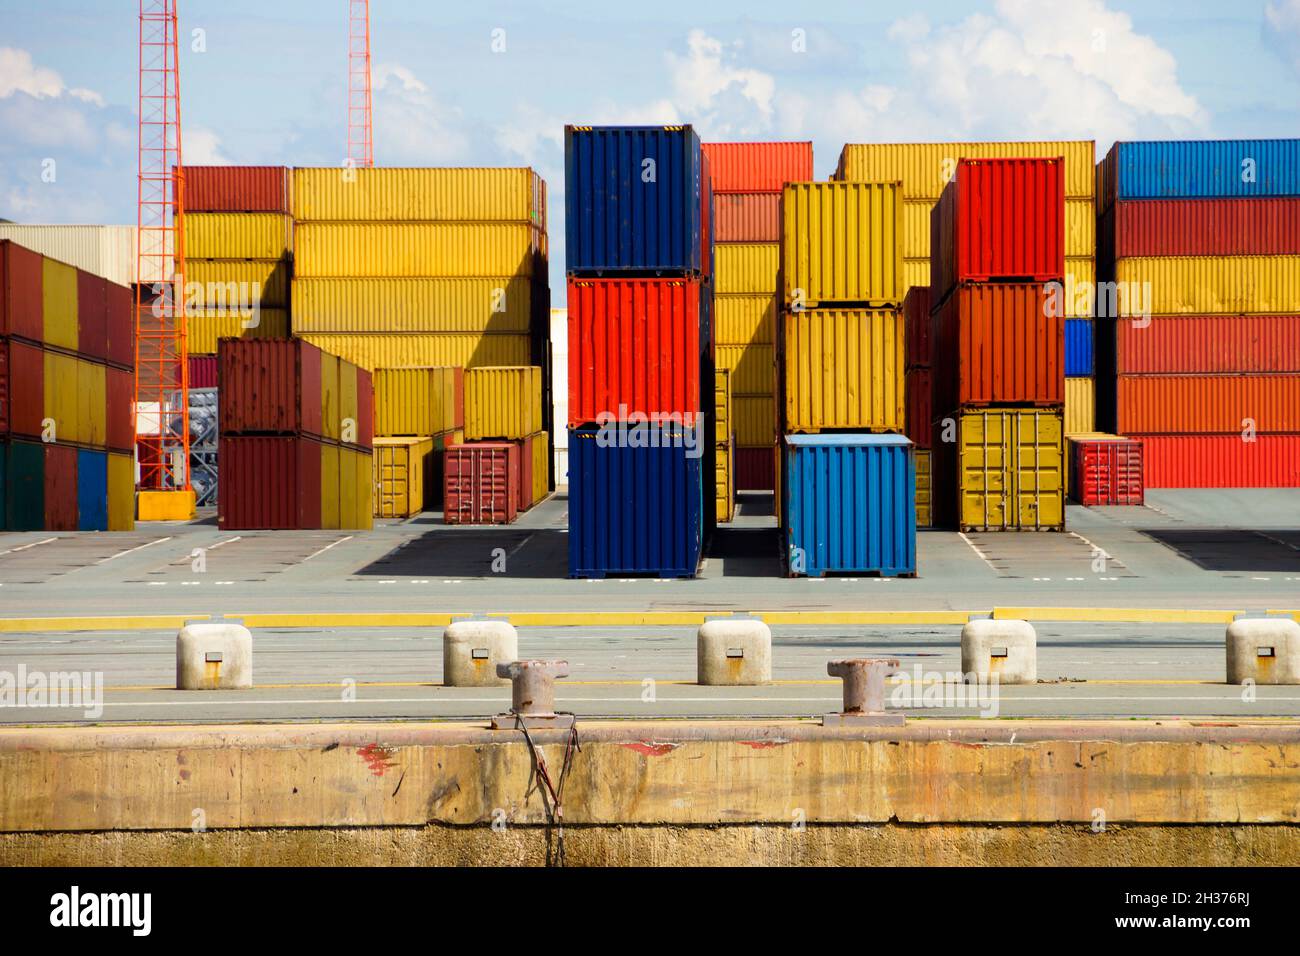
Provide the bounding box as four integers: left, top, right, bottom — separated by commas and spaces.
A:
903, 284, 932, 369
1117, 374, 1300, 434
75, 270, 108, 362
355, 367, 374, 448
712, 193, 781, 242
181, 165, 292, 213
1135, 434, 1300, 488
6, 338, 44, 438
105, 281, 134, 369
905, 367, 932, 449
516, 433, 536, 512
735, 446, 775, 491
702, 142, 814, 193
106, 365, 134, 452
189, 355, 218, 388
444, 442, 520, 525
218, 434, 323, 529
1116, 315, 1300, 374
931, 158, 1066, 303
568, 277, 706, 427
44, 442, 78, 531
932, 283, 1065, 412
218, 338, 324, 438
1101, 198, 1300, 262
1070, 438, 1144, 506
1, 240, 44, 342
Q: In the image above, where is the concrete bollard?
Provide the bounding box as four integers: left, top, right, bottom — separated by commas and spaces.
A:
491, 659, 573, 729
176, 620, 252, 690
961, 619, 1037, 684
443, 619, 518, 687
823, 658, 904, 727
1226, 617, 1300, 685
697, 617, 772, 685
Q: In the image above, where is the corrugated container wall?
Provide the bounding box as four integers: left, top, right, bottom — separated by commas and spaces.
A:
1099, 140, 1300, 210
0, 226, 138, 287
1135, 435, 1300, 488
1115, 314, 1300, 374
1068, 436, 1144, 506
374, 367, 464, 436
183, 166, 292, 212
295, 332, 531, 372
835, 141, 1096, 199
184, 213, 292, 260
373, 437, 434, 518
294, 222, 545, 278
291, 277, 540, 334
1065, 319, 1094, 376
781, 182, 904, 307
444, 442, 520, 525
1116, 375, 1300, 434
464, 366, 543, 440
1100, 198, 1300, 261
292, 167, 545, 225
702, 142, 814, 192
712, 194, 781, 242
903, 285, 932, 368
781, 308, 904, 432
1112, 257, 1300, 314
219, 338, 324, 437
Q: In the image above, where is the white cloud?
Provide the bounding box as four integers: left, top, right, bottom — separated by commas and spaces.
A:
1265, 0, 1300, 70
185, 127, 231, 165
0, 47, 64, 99
666, 30, 775, 118
495, 102, 564, 168
370, 61, 471, 164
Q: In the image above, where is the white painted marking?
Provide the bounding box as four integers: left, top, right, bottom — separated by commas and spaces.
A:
958, 532, 1001, 574
302, 535, 353, 563
146, 582, 167, 587
96, 536, 172, 565
377, 579, 397, 585
0, 537, 58, 557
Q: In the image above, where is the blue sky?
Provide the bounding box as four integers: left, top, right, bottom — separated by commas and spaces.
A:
2, 0, 1299, 301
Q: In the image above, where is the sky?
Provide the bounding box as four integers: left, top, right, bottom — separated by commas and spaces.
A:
2, 0, 1299, 302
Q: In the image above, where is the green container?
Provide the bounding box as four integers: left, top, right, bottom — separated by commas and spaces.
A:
0, 442, 6, 532
5, 439, 45, 531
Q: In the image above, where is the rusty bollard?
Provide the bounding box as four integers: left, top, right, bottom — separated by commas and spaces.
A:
823, 658, 904, 727
491, 659, 574, 730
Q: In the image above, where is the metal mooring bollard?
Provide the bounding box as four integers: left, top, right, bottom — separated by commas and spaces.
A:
491, 659, 574, 730
823, 658, 904, 727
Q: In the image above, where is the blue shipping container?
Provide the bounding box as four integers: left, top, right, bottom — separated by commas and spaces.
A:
1065, 319, 1094, 376
783, 434, 916, 578
76, 449, 108, 531
568, 424, 704, 578
1106, 140, 1300, 202
565, 125, 706, 275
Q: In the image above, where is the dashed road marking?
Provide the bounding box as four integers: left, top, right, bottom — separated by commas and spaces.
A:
958, 532, 1002, 574
0, 537, 58, 557
96, 536, 172, 565
302, 536, 354, 563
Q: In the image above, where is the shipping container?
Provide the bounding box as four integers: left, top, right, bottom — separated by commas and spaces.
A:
4, 439, 43, 530
444, 441, 520, 525
835, 141, 1095, 200
5, 339, 44, 439
107, 450, 134, 530
932, 283, 1064, 411
0, 227, 138, 288
1066, 377, 1096, 435
42, 257, 79, 351
373, 436, 434, 518
106, 366, 133, 451
736, 445, 774, 490
528, 431, 550, 506
295, 222, 545, 279
183, 213, 292, 260
902, 197, 1094, 260
905, 367, 931, 448
715, 369, 731, 446
189, 355, 219, 389
1113, 257, 1300, 314
187, 309, 289, 354
295, 332, 531, 372
716, 344, 774, 397
716, 435, 735, 524
567, 424, 703, 578
465, 366, 543, 440
1099, 140, 1300, 210
75, 448, 107, 530
734, 396, 775, 446
567, 278, 706, 426
1101, 198, 1300, 262
781, 181, 904, 307
0, 341, 7, 437
1115, 314, 1300, 374
374, 366, 464, 436
76, 270, 107, 361
43, 352, 106, 446
915, 447, 932, 529
1116, 374, 1300, 434
931, 158, 1065, 301
218, 434, 322, 530
1063, 256, 1097, 318
44, 442, 77, 531
782, 308, 903, 432
218, 338, 325, 438
703, 142, 814, 193
1133, 434, 1300, 487
187, 259, 289, 307
712, 193, 781, 242
1, 241, 43, 342
291, 276, 541, 334
714, 242, 779, 294
714, 293, 776, 345
183, 166, 292, 213
292, 167, 546, 225
1065, 319, 1094, 376
782, 434, 916, 577
105, 281, 133, 369
903, 284, 932, 369
1068, 435, 1144, 505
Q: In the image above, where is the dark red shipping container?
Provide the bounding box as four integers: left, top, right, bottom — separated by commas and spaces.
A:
1070, 438, 1144, 505
905, 367, 932, 449
702, 142, 814, 193
1101, 198, 1300, 261
218, 338, 324, 438
6, 338, 45, 438
189, 355, 218, 389
1117, 374, 1300, 434
43, 442, 78, 531
75, 270, 107, 361
218, 434, 322, 529
444, 442, 519, 525
106, 365, 134, 452
1115, 314, 1300, 374
568, 277, 705, 427
931, 158, 1066, 303
181, 165, 292, 213
932, 282, 1065, 412
516, 433, 536, 512
354, 367, 374, 449
105, 281, 134, 369
1, 240, 44, 342
735, 446, 775, 491
1134, 434, 1300, 488
903, 284, 932, 368
712, 193, 781, 242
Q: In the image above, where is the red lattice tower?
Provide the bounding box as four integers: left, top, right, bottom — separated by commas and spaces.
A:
134, 0, 190, 491
347, 0, 374, 168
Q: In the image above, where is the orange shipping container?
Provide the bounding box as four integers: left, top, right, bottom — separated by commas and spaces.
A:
1117, 375, 1300, 434
703, 142, 814, 193
712, 193, 781, 242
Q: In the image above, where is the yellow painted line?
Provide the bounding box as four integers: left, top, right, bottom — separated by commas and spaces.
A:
994, 607, 1237, 624
1268, 610, 1300, 622
0, 615, 210, 633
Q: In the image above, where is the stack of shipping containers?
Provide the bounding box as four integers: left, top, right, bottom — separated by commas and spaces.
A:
371, 367, 463, 518
217, 338, 374, 529
928, 158, 1067, 531
1096, 139, 1300, 488
1, 240, 135, 530
702, 142, 813, 498
714, 368, 733, 521
903, 286, 933, 527
778, 181, 916, 576
565, 125, 713, 577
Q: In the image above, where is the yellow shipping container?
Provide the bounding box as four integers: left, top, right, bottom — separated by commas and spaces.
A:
338, 446, 373, 530
107, 451, 135, 531
835, 141, 1096, 200
1114, 256, 1300, 314
320, 443, 340, 529
956, 408, 1065, 532
714, 293, 776, 345
715, 242, 779, 294
374, 367, 463, 436
782, 308, 904, 432
296, 333, 530, 371
716, 344, 774, 396
78, 360, 106, 447
782, 182, 904, 307
293, 167, 546, 225
320, 352, 340, 442
529, 431, 550, 506
340, 362, 360, 444
42, 258, 79, 351
915, 448, 932, 530
292, 277, 539, 334
734, 395, 776, 446
903, 257, 930, 292
187, 259, 289, 307
464, 366, 543, 440
183, 213, 292, 260
1065, 377, 1096, 436
902, 198, 1095, 259
294, 222, 545, 278
716, 437, 735, 524
1060, 256, 1097, 319
715, 369, 731, 446
186, 309, 289, 354
44, 352, 105, 446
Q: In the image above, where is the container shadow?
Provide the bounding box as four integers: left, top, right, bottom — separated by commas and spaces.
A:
356, 527, 570, 579
1141, 528, 1300, 573
708, 527, 785, 577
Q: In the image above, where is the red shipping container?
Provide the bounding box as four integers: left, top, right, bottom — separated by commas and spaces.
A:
181, 165, 291, 213
44, 443, 78, 531
931, 158, 1066, 302
218, 434, 323, 529
1, 240, 44, 342
932, 283, 1065, 412
735, 446, 774, 491
75, 270, 108, 362
105, 281, 134, 369
516, 433, 535, 512
1070, 438, 1144, 505
903, 284, 932, 368
6, 339, 45, 438
1134, 434, 1300, 488
218, 338, 324, 438
905, 367, 932, 449
355, 367, 374, 448
568, 277, 705, 426
444, 442, 519, 525
106, 365, 134, 452
1117, 374, 1300, 434
1116, 315, 1300, 374
712, 193, 781, 242
189, 355, 218, 388
702, 142, 814, 193
1101, 198, 1300, 261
